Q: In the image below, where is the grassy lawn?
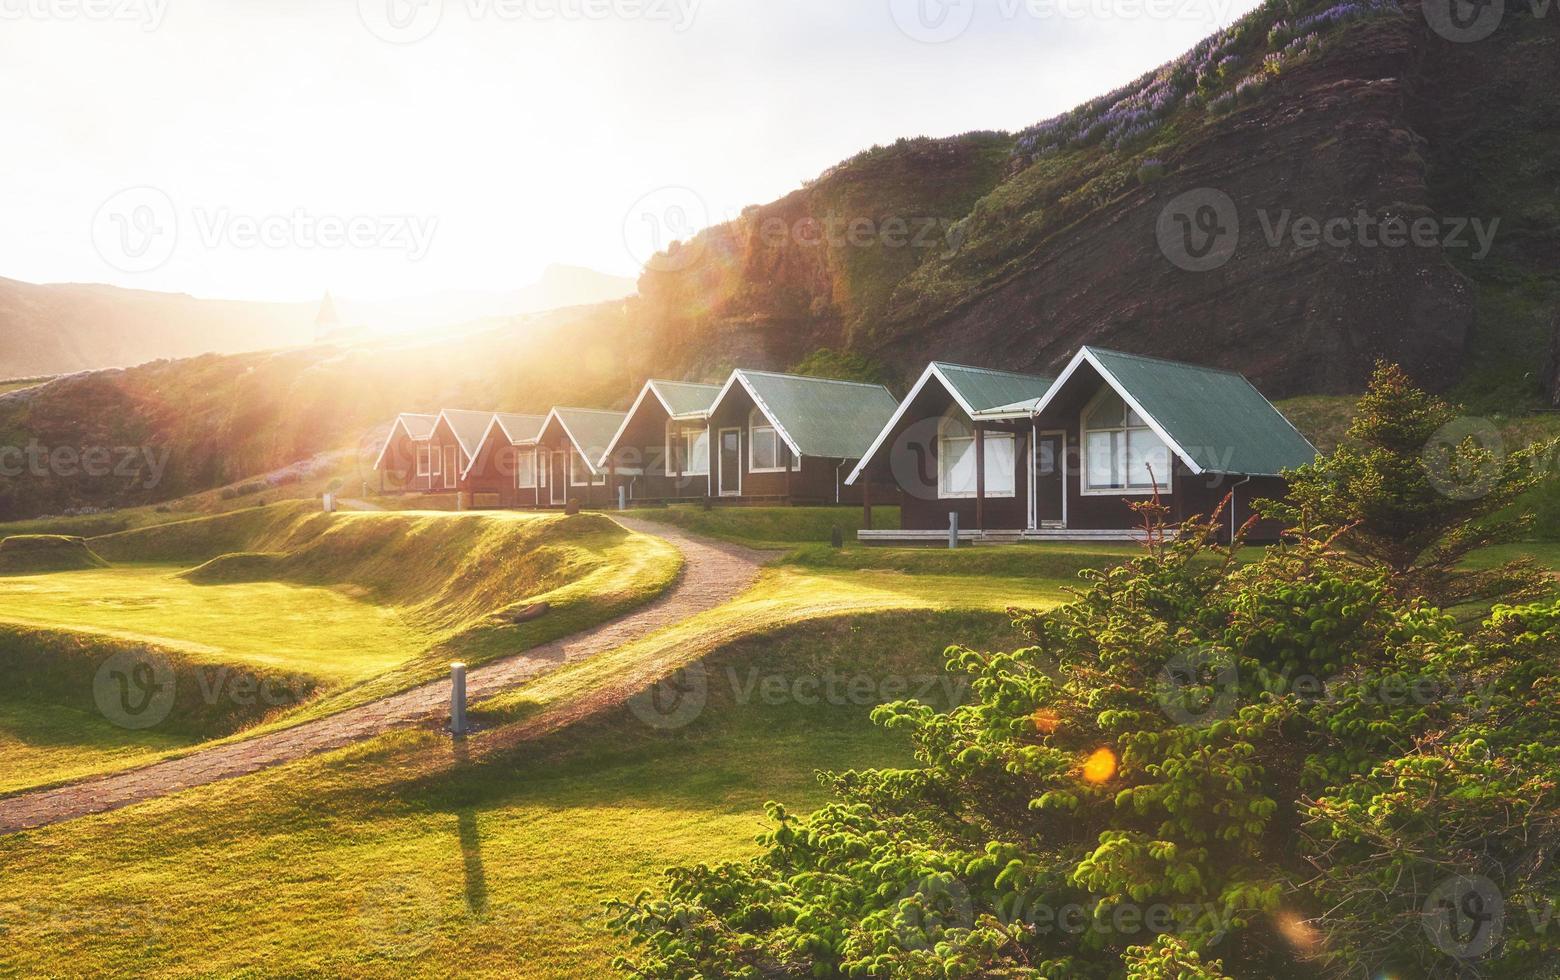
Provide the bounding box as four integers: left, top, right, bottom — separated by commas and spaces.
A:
0, 610, 1020, 977
619, 504, 899, 549
0, 504, 682, 797
0, 565, 424, 683
0, 699, 198, 796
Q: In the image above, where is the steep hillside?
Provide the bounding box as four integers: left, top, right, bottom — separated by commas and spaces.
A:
4, 0, 1556, 519
637, 0, 1555, 399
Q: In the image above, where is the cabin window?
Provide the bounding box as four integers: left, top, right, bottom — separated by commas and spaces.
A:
570, 450, 606, 487
516, 449, 537, 489
429, 446, 441, 476
670, 427, 708, 476
443, 447, 458, 489
416, 446, 431, 477
1082, 388, 1171, 494
937, 410, 1015, 498
748, 408, 793, 473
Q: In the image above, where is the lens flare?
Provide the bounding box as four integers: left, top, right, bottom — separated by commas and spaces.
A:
1082, 747, 1117, 783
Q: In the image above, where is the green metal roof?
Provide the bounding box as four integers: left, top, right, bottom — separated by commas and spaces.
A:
736, 371, 899, 460
649, 379, 722, 418
550, 407, 628, 467
932, 362, 1054, 415
1082, 347, 1317, 476
493, 413, 547, 444
439, 409, 498, 457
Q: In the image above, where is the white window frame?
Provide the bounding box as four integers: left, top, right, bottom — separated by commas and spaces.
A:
443, 446, 458, 490
936, 411, 1016, 499
1079, 386, 1172, 496
747, 407, 791, 474
516, 448, 537, 489
570, 449, 606, 487
668, 426, 709, 477
416, 445, 431, 477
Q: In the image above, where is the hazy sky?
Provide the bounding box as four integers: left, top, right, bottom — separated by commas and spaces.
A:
3, 0, 1260, 302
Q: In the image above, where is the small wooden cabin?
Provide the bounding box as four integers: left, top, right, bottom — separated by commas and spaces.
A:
850, 348, 1317, 543
372, 413, 438, 493
534, 407, 629, 509
597, 379, 721, 503
702, 370, 900, 505
462, 412, 548, 509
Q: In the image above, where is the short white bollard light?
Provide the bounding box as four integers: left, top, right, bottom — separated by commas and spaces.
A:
948, 511, 959, 550
618, 485, 627, 511
322, 492, 335, 514
450, 662, 469, 738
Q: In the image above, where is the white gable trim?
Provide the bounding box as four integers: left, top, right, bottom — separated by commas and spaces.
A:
1030, 347, 1205, 476
459, 414, 541, 480
371, 415, 433, 472
709, 370, 805, 461
433, 409, 491, 463
844, 362, 954, 486
541, 407, 611, 476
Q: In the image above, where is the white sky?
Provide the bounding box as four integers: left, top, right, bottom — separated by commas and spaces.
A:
1, 0, 1261, 302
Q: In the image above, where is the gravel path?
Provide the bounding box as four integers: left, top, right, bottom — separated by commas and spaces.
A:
0, 517, 764, 834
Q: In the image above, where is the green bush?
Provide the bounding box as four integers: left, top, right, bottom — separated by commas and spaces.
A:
607, 397, 1560, 977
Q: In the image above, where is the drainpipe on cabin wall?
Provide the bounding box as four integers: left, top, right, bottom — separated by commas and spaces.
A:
1230, 475, 1252, 543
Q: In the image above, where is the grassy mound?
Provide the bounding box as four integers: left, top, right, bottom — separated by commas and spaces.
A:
0, 504, 682, 796
620, 504, 900, 549
0, 535, 109, 573
178, 551, 285, 583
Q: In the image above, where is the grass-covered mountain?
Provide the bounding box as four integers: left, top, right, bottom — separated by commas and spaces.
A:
637, 0, 1558, 402
4, 0, 1556, 519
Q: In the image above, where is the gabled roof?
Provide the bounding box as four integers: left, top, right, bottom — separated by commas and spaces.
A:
845, 362, 1054, 485
932, 362, 1056, 417
598, 379, 722, 465
435, 409, 498, 460
371, 413, 438, 470
651, 379, 722, 418
711, 370, 899, 461
1034, 347, 1317, 477
460, 412, 549, 479
543, 407, 628, 475
492, 412, 548, 444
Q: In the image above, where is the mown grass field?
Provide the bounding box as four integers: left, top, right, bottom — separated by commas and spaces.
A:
0, 503, 681, 797
0, 610, 1021, 978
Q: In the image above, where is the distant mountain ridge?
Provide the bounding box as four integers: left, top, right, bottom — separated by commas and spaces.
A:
0, 264, 637, 379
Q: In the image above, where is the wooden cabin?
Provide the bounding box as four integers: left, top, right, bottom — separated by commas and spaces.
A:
372, 413, 438, 493
598, 379, 721, 503
462, 412, 548, 509
702, 370, 900, 505
534, 407, 628, 509
850, 348, 1317, 543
